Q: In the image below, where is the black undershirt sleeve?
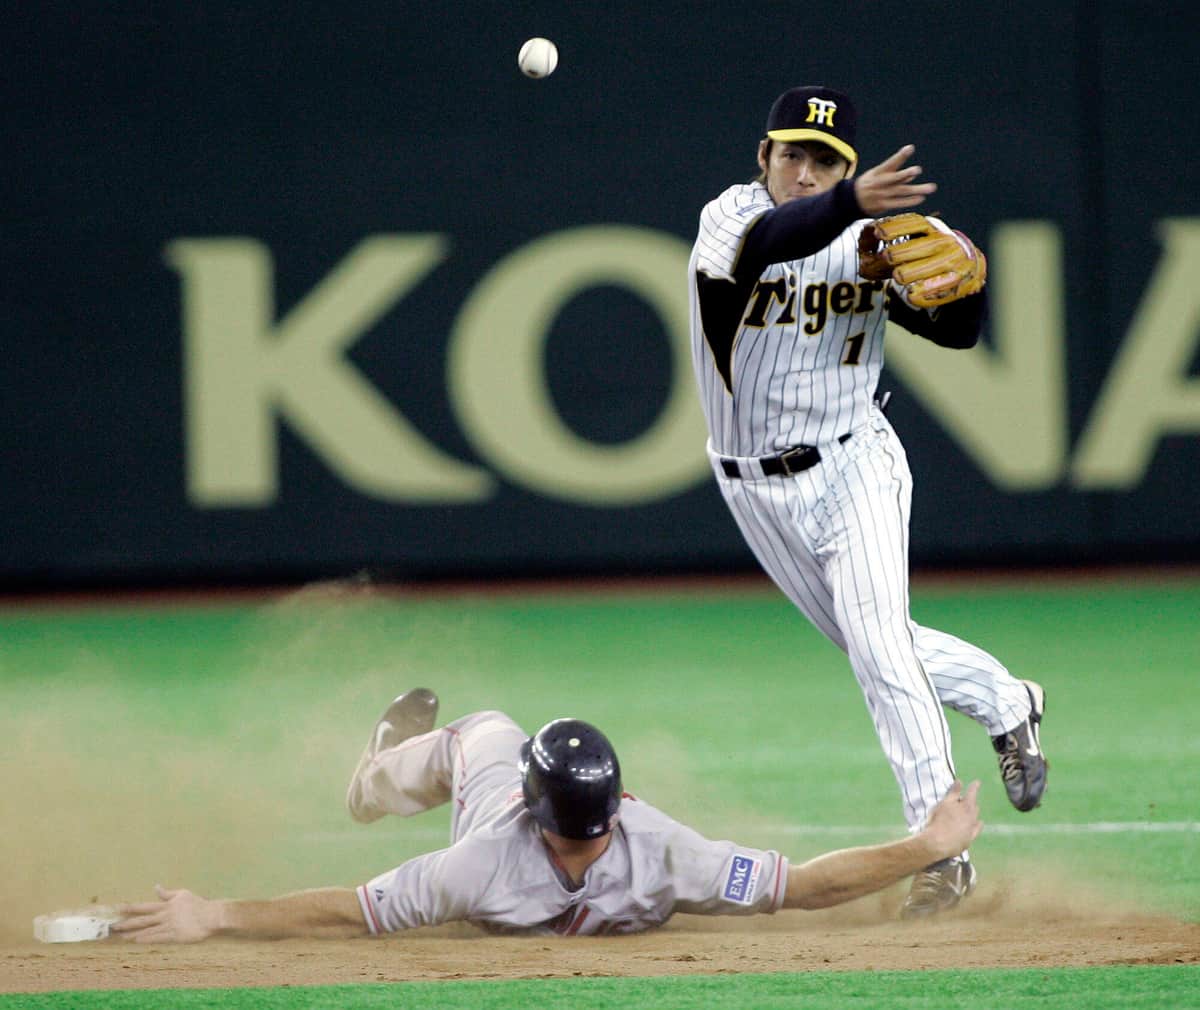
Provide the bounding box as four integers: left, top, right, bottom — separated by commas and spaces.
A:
733, 179, 864, 283
886, 289, 987, 348
695, 180, 866, 391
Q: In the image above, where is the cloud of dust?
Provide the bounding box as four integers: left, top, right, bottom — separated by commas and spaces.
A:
0, 579, 503, 946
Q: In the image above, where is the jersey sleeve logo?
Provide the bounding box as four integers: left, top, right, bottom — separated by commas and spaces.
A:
723, 853, 762, 905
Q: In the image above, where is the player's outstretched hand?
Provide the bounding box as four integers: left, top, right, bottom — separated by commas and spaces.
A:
854, 145, 938, 216
111, 885, 220, 944
921, 779, 983, 860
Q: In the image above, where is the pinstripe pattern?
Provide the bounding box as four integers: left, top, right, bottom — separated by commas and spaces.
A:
690, 183, 884, 456
689, 187, 1033, 831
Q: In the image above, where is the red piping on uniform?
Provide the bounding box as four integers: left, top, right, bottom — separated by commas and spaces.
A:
771, 857, 786, 910
358, 884, 384, 934
566, 906, 590, 936
447, 727, 468, 809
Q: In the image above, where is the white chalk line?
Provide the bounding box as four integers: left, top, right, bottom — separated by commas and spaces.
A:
766, 821, 1200, 837
302, 821, 1200, 845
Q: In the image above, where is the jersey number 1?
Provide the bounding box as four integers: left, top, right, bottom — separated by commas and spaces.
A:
843, 331, 866, 366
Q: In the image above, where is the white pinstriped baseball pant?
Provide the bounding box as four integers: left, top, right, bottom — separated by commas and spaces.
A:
710, 407, 1033, 831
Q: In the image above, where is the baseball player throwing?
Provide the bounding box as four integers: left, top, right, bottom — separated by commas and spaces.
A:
687, 85, 1048, 917
112, 689, 982, 941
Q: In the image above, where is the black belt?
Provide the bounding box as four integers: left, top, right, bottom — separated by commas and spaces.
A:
720, 433, 852, 479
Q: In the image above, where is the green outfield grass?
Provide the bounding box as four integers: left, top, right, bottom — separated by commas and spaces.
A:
3, 966, 1200, 1010
1, 575, 1197, 1008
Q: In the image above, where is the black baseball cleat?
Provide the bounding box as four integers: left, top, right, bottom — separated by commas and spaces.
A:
346, 688, 440, 823
900, 856, 977, 920
992, 680, 1047, 812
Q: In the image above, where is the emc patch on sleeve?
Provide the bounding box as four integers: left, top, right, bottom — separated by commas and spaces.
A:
723, 853, 762, 905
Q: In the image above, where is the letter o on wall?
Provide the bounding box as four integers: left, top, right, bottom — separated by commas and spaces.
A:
447, 225, 708, 505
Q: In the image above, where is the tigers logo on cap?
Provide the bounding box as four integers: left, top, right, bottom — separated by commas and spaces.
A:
765, 85, 858, 167
805, 97, 838, 126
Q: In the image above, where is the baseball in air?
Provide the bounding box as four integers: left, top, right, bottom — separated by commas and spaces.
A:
518, 38, 558, 78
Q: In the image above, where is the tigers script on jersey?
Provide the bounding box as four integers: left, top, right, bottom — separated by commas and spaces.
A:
689, 181, 887, 456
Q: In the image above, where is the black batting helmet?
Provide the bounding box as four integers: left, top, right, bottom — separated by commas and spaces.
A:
518, 718, 622, 840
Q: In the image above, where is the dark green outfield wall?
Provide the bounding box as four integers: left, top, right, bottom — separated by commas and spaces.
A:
5, 2, 1198, 586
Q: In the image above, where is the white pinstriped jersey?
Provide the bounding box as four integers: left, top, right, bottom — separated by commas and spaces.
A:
689, 181, 888, 457
356, 793, 787, 936
685, 177, 1029, 835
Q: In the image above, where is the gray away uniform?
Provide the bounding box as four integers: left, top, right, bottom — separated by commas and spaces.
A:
352, 712, 787, 936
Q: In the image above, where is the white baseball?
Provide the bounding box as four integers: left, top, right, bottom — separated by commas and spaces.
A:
518, 38, 558, 79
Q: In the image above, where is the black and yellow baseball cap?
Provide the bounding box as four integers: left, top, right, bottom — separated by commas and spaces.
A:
765, 86, 858, 167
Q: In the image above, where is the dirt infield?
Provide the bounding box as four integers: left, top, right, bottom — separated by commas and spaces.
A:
5, 884, 1198, 993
